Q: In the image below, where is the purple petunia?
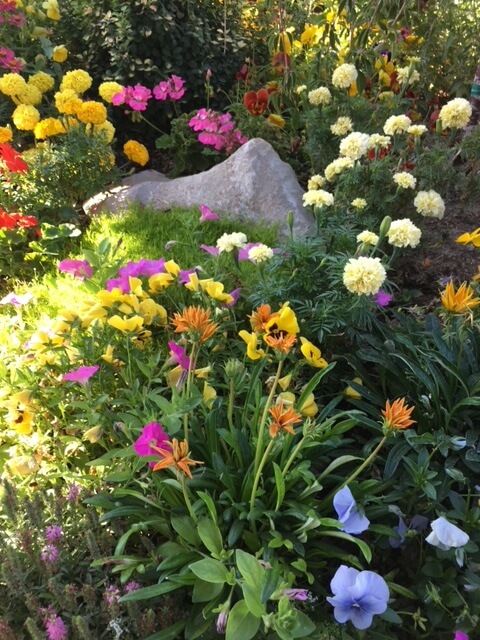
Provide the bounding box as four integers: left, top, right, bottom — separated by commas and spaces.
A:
333, 486, 370, 535
327, 565, 389, 630
58, 259, 93, 280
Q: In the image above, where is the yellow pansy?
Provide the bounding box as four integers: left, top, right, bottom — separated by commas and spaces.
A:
203, 382, 217, 410
345, 377, 363, 400
138, 299, 167, 325
148, 273, 175, 292
164, 260, 180, 276
239, 330, 265, 360
202, 280, 234, 304
107, 315, 144, 333
8, 455, 39, 475
83, 426, 103, 443
264, 303, 299, 336
300, 337, 328, 368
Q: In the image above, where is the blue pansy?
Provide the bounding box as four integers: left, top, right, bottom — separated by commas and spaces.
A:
327, 565, 390, 630
333, 485, 370, 535
389, 514, 428, 548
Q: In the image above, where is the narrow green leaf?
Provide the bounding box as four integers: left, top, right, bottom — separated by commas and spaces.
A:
318, 455, 362, 481
317, 531, 372, 563
120, 581, 181, 602
143, 620, 186, 640
273, 462, 285, 511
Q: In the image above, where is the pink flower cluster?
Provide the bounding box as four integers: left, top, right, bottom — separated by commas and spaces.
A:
112, 75, 186, 112
0, 1, 26, 29
189, 108, 247, 154
0, 46, 23, 72
41, 606, 68, 640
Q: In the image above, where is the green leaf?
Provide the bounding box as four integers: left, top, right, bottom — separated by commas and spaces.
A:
317, 531, 372, 563
120, 581, 181, 602
318, 455, 363, 481
236, 549, 264, 587
273, 462, 285, 510
225, 600, 260, 640
292, 611, 316, 638
192, 578, 225, 603
197, 490, 218, 523
242, 583, 266, 617
171, 515, 200, 545
296, 363, 335, 409
198, 517, 224, 557
388, 582, 417, 600
189, 558, 229, 584
143, 620, 187, 640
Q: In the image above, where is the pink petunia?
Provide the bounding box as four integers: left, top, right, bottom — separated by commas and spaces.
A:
133, 422, 170, 466
58, 259, 93, 280
199, 205, 219, 223
63, 365, 99, 385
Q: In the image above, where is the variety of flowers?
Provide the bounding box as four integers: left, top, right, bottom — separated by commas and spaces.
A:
327, 565, 389, 629
425, 516, 469, 550
413, 190, 445, 219
332, 63, 358, 89
343, 256, 387, 296
387, 218, 421, 248
439, 97, 472, 129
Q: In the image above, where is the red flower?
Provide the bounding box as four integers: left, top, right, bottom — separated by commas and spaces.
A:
243, 89, 269, 116
0, 143, 28, 173
0, 209, 17, 230
367, 146, 392, 161
235, 63, 249, 82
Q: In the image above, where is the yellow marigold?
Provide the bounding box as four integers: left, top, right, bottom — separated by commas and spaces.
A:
60, 69, 92, 95
52, 45, 68, 63
76, 101, 107, 125
54, 89, 82, 115
34, 117, 66, 139
18, 84, 42, 106
123, 139, 149, 166
28, 71, 55, 94
98, 81, 124, 104
12, 104, 40, 131
0, 73, 27, 97
88, 120, 115, 143
439, 97, 472, 129
0, 126, 13, 143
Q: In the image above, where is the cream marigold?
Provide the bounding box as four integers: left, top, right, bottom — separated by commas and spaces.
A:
343, 256, 386, 296
0, 73, 27, 97
356, 230, 379, 246
12, 104, 40, 131
98, 81, 124, 104
439, 97, 472, 129
248, 244, 274, 263
123, 140, 149, 166
60, 69, 93, 95
383, 114, 412, 136
308, 86, 332, 106
387, 218, 421, 248
302, 189, 334, 207
307, 174, 326, 190
368, 133, 391, 149
393, 172, 416, 189
407, 124, 428, 137
332, 63, 358, 89
414, 190, 445, 219
76, 101, 107, 125
351, 198, 367, 210
216, 231, 247, 252
330, 116, 353, 136
324, 157, 354, 182
396, 66, 420, 85
339, 131, 370, 160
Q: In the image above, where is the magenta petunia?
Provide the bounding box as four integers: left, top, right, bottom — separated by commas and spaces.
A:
133, 422, 170, 467
168, 341, 191, 371
62, 365, 99, 385
199, 204, 220, 223
200, 244, 220, 255
58, 259, 93, 280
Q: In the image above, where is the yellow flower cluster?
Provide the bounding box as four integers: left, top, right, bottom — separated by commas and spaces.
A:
307, 174, 326, 190
98, 81, 124, 104
42, 0, 60, 20
351, 198, 367, 210
29, 72, 55, 94
76, 101, 107, 125
60, 70, 93, 95
123, 140, 149, 166
12, 104, 40, 130
0, 73, 27, 97
18, 84, 42, 106
52, 45, 68, 63
0, 126, 13, 143
34, 117, 66, 140
54, 89, 82, 115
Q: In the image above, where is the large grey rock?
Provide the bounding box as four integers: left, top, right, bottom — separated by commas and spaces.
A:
84, 138, 313, 237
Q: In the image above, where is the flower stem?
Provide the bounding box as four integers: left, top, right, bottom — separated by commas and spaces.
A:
282, 436, 307, 478
180, 473, 197, 522
250, 439, 274, 512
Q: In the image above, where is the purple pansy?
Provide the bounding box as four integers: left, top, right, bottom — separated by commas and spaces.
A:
326, 565, 389, 630
133, 422, 170, 467
389, 514, 428, 548
454, 632, 469, 640
58, 259, 93, 280
333, 486, 370, 535
62, 365, 99, 385
168, 341, 191, 371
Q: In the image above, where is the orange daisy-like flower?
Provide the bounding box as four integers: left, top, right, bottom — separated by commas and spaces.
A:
151, 438, 204, 479
172, 306, 218, 343
440, 281, 480, 314
381, 398, 416, 431
269, 401, 302, 438
264, 332, 297, 354
249, 304, 277, 333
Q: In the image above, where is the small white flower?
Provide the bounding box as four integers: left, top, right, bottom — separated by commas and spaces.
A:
216, 232, 247, 253
425, 517, 469, 550
356, 230, 379, 246
248, 244, 274, 264
393, 172, 417, 190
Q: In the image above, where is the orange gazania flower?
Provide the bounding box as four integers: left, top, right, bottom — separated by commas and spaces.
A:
265, 332, 297, 354
151, 438, 204, 479
382, 398, 416, 431
249, 304, 278, 333
440, 281, 480, 314
269, 401, 302, 437
172, 306, 218, 343
243, 89, 269, 116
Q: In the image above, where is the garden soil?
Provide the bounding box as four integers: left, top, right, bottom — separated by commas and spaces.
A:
395, 196, 480, 307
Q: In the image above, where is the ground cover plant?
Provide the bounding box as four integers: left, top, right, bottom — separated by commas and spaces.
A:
1, 1, 480, 639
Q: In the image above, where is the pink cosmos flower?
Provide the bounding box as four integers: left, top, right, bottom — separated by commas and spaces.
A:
133, 422, 170, 467
199, 204, 220, 223
58, 259, 93, 280
63, 365, 99, 385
